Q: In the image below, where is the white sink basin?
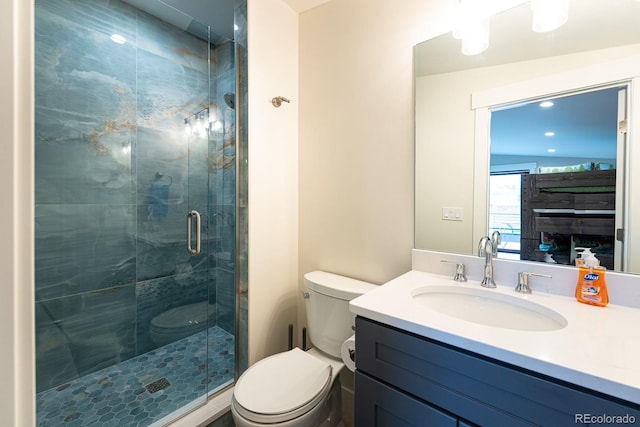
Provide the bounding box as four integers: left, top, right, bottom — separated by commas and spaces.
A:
411, 286, 568, 331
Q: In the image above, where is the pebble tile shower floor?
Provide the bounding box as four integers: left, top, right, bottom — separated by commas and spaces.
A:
36, 326, 234, 427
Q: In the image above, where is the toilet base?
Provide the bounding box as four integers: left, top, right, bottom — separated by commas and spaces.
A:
231, 379, 343, 427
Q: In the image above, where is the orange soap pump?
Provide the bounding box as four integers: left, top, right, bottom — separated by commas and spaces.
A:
574, 248, 609, 307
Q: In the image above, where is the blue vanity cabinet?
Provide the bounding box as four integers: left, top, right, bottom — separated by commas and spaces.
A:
355, 372, 458, 426
354, 317, 640, 427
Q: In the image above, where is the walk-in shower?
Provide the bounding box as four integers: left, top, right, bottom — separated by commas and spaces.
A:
34, 0, 246, 425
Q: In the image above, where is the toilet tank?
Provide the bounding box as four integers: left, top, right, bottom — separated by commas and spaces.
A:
303, 271, 377, 358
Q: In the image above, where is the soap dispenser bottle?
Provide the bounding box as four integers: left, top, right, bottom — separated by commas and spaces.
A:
575, 248, 609, 307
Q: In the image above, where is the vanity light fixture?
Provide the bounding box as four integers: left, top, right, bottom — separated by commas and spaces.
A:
452, 1, 491, 56
461, 18, 490, 56
540, 100, 554, 108
211, 120, 223, 133
531, 0, 569, 33
544, 131, 555, 137
184, 108, 211, 138
121, 141, 131, 154
452, 0, 570, 56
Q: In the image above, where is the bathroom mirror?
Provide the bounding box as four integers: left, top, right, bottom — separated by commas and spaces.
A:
414, 0, 640, 273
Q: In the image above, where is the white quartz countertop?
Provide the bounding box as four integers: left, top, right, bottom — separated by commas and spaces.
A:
349, 270, 640, 405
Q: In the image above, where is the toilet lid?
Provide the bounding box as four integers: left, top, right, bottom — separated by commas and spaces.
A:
233, 348, 332, 421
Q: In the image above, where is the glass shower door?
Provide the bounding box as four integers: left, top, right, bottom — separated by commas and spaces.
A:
33, 0, 232, 425
133, 10, 214, 420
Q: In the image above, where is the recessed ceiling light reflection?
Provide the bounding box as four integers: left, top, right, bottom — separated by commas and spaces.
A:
544, 131, 555, 137
110, 34, 126, 44
540, 101, 554, 108
547, 148, 556, 153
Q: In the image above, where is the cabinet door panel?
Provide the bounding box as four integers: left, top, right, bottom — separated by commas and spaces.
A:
356, 317, 640, 426
355, 371, 456, 427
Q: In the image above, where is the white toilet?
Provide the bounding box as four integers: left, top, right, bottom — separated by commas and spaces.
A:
231, 271, 377, 427
149, 301, 217, 347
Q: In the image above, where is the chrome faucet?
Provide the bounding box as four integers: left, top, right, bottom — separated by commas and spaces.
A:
477, 236, 490, 257
478, 236, 496, 288
490, 230, 501, 256
515, 272, 552, 294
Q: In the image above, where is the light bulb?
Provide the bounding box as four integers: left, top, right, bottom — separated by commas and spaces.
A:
461, 17, 490, 56
531, 0, 569, 33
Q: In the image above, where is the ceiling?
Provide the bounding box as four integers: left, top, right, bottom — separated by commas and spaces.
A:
123, 0, 333, 43
415, 0, 640, 163
282, 0, 333, 13
416, 0, 640, 77
123, 0, 235, 42
491, 86, 622, 161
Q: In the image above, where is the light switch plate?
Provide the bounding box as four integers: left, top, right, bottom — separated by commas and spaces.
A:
442, 207, 463, 221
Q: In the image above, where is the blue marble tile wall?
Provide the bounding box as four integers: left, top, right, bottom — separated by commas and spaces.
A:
234, 0, 249, 375
210, 40, 237, 335
35, 0, 237, 393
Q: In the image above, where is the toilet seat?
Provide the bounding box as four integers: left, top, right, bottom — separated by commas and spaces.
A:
232, 348, 333, 424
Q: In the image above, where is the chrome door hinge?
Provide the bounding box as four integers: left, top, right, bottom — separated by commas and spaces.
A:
619, 119, 628, 134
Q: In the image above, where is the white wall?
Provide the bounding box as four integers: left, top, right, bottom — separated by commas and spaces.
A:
247, 0, 300, 364
296, 0, 525, 291
2, 0, 35, 425
298, 0, 448, 289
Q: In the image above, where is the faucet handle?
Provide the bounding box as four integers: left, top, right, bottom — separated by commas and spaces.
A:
441, 260, 467, 282
516, 272, 552, 294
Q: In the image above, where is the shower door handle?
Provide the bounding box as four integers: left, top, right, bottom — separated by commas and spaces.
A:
186, 210, 201, 256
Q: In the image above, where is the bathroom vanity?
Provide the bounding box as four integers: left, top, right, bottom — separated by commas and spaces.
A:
350, 257, 640, 426
354, 317, 639, 426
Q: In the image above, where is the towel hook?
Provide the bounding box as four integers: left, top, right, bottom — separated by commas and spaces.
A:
271, 96, 290, 108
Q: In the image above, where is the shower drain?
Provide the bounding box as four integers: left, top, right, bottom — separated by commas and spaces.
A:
145, 377, 171, 394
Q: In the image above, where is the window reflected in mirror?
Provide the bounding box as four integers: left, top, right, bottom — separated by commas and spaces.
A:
489, 172, 523, 259
489, 85, 625, 269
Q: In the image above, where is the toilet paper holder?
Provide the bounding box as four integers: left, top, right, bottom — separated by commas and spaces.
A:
341, 334, 357, 372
